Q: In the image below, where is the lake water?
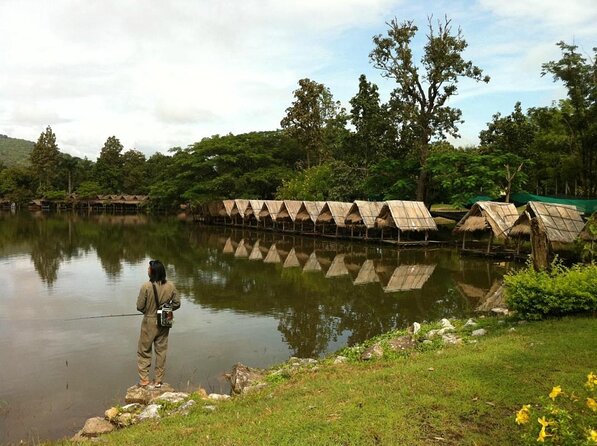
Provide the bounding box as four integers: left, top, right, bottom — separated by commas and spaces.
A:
0, 212, 515, 443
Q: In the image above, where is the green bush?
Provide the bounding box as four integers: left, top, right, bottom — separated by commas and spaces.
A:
504, 262, 597, 319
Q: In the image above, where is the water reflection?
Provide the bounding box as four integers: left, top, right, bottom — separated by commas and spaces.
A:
0, 212, 517, 443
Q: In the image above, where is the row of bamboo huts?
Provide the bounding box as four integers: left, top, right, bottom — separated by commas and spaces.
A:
28, 195, 149, 212
197, 199, 594, 255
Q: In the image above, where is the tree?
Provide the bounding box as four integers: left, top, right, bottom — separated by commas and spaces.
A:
542, 42, 597, 196
122, 149, 147, 194
280, 78, 347, 168
347, 74, 396, 172
30, 126, 60, 191
369, 16, 490, 203
95, 136, 124, 193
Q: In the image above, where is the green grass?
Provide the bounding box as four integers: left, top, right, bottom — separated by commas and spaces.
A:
55, 317, 596, 446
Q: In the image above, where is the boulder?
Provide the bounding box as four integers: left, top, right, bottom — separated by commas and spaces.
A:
471, 329, 487, 337
411, 322, 421, 335
80, 416, 115, 437
175, 399, 197, 415
208, 393, 231, 401
227, 363, 266, 395
333, 356, 348, 364
137, 404, 161, 421
121, 403, 143, 413
464, 318, 477, 328
360, 343, 384, 360
440, 318, 455, 330
116, 412, 134, 427
125, 383, 175, 404
387, 335, 416, 352
491, 307, 509, 315
104, 407, 119, 422
151, 392, 189, 405
441, 334, 462, 345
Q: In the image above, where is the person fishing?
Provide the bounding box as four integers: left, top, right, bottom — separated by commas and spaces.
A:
136, 259, 180, 388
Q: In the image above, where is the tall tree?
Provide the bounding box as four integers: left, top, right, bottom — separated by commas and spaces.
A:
479, 102, 537, 158
348, 74, 396, 172
122, 149, 147, 194
95, 136, 124, 193
280, 78, 346, 168
369, 16, 490, 203
542, 42, 597, 196
30, 125, 60, 191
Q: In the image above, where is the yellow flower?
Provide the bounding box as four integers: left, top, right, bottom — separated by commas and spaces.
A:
589, 430, 597, 443
516, 405, 531, 425
549, 386, 562, 400
588, 372, 597, 389
537, 426, 551, 443
538, 416, 551, 428
588, 398, 597, 412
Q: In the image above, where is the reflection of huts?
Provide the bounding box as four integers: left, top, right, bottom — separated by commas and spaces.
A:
382, 264, 436, 293
248, 240, 264, 260
277, 200, 303, 231
282, 248, 302, 268
263, 243, 282, 263
295, 201, 326, 232
454, 201, 519, 252
345, 201, 385, 238
375, 200, 438, 242
259, 200, 284, 229
222, 237, 236, 254
234, 239, 250, 258
509, 201, 585, 251
353, 259, 380, 285
316, 201, 352, 236
303, 252, 323, 272
231, 199, 250, 225
325, 254, 350, 278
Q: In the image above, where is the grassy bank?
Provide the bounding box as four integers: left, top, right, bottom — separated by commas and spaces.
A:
60, 317, 596, 446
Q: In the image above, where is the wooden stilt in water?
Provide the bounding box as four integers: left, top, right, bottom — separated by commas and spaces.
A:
462, 232, 466, 250
486, 231, 494, 254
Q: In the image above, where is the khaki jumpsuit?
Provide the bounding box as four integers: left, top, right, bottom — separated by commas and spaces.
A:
136, 280, 180, 383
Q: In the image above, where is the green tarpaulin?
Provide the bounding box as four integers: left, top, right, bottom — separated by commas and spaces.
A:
510, 193, 597, 215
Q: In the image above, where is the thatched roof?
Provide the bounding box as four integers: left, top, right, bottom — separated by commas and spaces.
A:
325, 254, 350, 278
376, 201, 437, 232
259, 200, 284, 221
263, 244, 282, 263
383, 264, 436, 293
247, 200, 265, 221
579, 214, 596, 241
282, 248, 301, 268
509, 201, 585, 244
353, 259, 380, 285
234, 239, 249, 258
248, 240, 264, 260
222, 200, 235, 217
277, 200, 303, 222
295, 201, 326, 223
454, 201, 518, 238
231, 199, 250, 218
316, 201, 352, 227
345, 201, 385, 228
303, 252, 323, 272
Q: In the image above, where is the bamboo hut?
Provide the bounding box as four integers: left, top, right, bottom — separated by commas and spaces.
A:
258, 200, 284, 229
316, 201, 352, 237
382, 264, 436, 293
375, 200, 438, 242
277, 200, 303, 232
454, 201, 519, 253
303, 252, 323, 272
325, 254, 350, 278
246, 200, 265, 226
509, 201, 585, 255
353, 259, 380, 285
231, 199, 250, 225
295, 201, 326, 232
344, 201, 385, 238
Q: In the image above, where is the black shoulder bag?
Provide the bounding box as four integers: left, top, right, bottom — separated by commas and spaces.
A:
152, 283, 174, 328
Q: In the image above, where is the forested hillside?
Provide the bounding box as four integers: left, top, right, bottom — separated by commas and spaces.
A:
0, 135, 33, 167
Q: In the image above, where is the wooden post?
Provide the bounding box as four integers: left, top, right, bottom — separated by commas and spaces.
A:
531, 217, 551, 271
462, 232, 466, 250
486, 231, 494, 254
365, 227, 369, 240
350, 226, 354, 238
397, 229, 401, 243
381, 228, 384, 241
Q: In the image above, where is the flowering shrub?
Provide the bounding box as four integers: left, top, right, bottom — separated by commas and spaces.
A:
515, 372, 597, 444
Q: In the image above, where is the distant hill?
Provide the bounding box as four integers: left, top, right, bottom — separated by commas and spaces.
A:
0, 134, 34, 167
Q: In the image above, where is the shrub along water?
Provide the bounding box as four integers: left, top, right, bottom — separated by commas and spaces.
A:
504, 262, 597, 320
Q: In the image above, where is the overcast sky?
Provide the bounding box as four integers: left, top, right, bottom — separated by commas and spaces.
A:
1, 0, 596, 160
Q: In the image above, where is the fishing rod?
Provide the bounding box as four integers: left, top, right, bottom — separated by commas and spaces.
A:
65, 313, 142, 321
